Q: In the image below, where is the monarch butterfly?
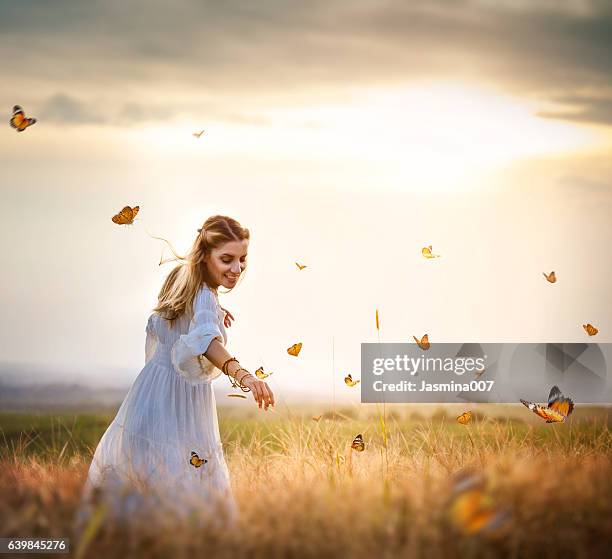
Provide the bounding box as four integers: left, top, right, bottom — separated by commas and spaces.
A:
520, 385, 574, 423
543, 271, 556, 283
448, 471, 507, 535
189, 451, 208, 468
111, 205, 139, 225
227, 393, 247, 399
287, 342, 302, 356
583, 323, 598, 336
312, 415, 322, 422
344, 374, 360, 387
255, 366, 273, 379
413, 334, 430, 350
422, 245, 440, 259
295, 262, 307, 270
193, 130, 205, 138
351, 433, 365, 452
10, 105, 37, 132
457, 411, 472, 425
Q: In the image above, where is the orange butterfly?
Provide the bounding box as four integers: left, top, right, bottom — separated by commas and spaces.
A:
287, 342, 302, 356
10, 105, 37, 132
112, 205, 139, 225
457, 411, 472, 425
351, 433, 365, 452
344, 374, 360, 387
520, 385, 574, 423
375, 309, 380, 331
422, 245, 440, 259
189, 451, 208, 468
295, 262, 307, 270
255, 366, 273, 379
448, 471, 507, 535
312, 415, 322, 422
193, 130, 205, 138
583, 323, 598, 336
227, 393, 247, 399
543, 271, 556, 283
413, 334, 430, 350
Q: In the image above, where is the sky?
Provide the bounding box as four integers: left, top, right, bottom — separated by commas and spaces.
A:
1, 0, 611, 404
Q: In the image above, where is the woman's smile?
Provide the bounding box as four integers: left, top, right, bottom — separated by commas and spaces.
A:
204, 238, 249, 289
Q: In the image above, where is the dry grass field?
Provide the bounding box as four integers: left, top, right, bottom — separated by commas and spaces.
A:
1, 404, 610, 558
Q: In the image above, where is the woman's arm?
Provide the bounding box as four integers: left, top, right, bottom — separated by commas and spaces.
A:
205, 338, 275, 411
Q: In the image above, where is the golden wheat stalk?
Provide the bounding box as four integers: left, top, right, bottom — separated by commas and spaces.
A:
374, 307, 390, 503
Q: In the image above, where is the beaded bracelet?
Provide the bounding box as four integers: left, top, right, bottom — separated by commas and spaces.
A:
238, 369, 255, 386
230, 368, 253, 392
220, 357, 252, 392
221, 357, 239, 376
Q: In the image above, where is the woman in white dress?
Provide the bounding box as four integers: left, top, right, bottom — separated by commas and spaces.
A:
74, 215, 274, 533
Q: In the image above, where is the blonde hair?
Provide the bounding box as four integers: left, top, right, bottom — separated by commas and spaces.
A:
152, 215, 250, 327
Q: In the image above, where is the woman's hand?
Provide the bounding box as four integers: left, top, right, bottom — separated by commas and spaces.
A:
220, 306, 234, 328
241, 375, 275, 411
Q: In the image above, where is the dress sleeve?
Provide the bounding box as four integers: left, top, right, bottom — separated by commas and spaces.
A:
170, 287, 225, 383
145, 314, 158, 365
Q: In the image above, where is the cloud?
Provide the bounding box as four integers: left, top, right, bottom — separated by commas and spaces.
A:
36, 93, 180, 126
34, 93, 272, 127
39, 93, 108, 125
558, 175, 612, 193
537, 95, 612, 126
2, 0, 612, 126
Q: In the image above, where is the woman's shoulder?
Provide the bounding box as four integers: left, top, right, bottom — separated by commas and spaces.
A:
146, 311, 158, 332
197, 282, 218, 298
195, 283, 220, 309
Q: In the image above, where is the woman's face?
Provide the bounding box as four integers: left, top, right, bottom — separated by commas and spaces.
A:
205, 239, 249, 289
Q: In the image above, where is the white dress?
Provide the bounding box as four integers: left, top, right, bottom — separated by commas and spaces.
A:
74, 284, 237, 532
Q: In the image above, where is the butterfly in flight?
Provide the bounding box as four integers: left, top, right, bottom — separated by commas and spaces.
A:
583, 323, 598, 336
351, 433, 365, 452
189, 451, 208, 468
295, 262, 307, 270
543, 271, 556, 283
422, 245, 440, 259
111, 205, 139, 225
520, 385, 574, 423
312, 415, 322, 422
193, 130, 206, 138
287, 342, 302, 357
413, 334, 430, 350
255, 366, 273, 379
448, 470, 508, 536
10, 105, 37, 132
457, 411, 472, 425
344, 374, 360, 387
